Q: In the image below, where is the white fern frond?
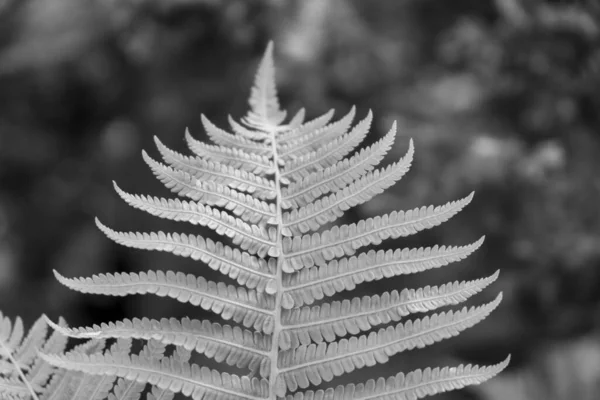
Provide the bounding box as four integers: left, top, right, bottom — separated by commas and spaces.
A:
283, 192, 474, 271
277, 109, 334, 144
44, 42, 507, 400
40, 351, 269, 400
146, 348, 191, 400
278, 107, 357, 157
53, 270, 275, 334
38, 337, 107, 400
281, 110, 372, 180
282, 122, 396, 209
285, 356, 511, 400
184, 129, 273, 174
228, 116, 270, 142
147, 386, 175, 400
96, 219, 276, 293
243, 41, 286, 129
282, 136, 413, 236
280, 271, 499, 349
4, 317, 33, 369
201, 115, 272, 155
0, 312, 72, 400
276, 294, 502, 394
282, 237, 485, 307
106, 339, 157, 400
27, 319, 70, 393
141, 154, 276, 223
0, 377, 34, 399
47, 317, 271, 377
286, 108, 307, 130
153, 137, 275, 200
111, 187, 278, 257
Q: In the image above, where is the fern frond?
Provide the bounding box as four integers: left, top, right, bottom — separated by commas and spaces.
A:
228, 116, 270, 142
146, 348, 191, 400
153, 137, 275, 200
0, 312, 71, 400
278, 107, 357, 157
47, 317, 272, 377
243, 41, 286, 129
96, 219, 277, 293
27, 319, 69, 393
0, 377, 31, 399
277, 109, 334, 144
276, 294, 501, 394
141, 155, 276, 224
282, 122, 396, 209
184, 129, 273, 174
283, 192, 474, 271
41, 350, 270, 400
282, 237, 485, 307
280, 271, 499, 349
39, 339, 110, 400
201, 115, 272, 155
111, 187, 278, 257
286, 108, 306, 130
7, 316, 36, 369
109, 339, 166, 400
280, 110, 371, 181
286, 356, 511, 400
46, 42, 506, 400
53, 270, 276, 334
282, 135, 413, 236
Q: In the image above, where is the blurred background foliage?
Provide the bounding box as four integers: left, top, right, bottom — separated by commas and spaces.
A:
1, 0, 600, 398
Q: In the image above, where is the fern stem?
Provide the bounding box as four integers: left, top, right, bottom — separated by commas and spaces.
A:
0, 341, 40, 400
268, 127, 284, 399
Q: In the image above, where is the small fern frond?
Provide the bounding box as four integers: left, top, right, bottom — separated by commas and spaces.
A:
279, 271, 500, 349
277, 109, 334, 144
47, 317, 272, 377
109, 339, 166, 400
282, 237, 485, 307
286, 108, 306, 130
39, 338, 116, 400
281, 110, 371, 181
96, 219, 277, 293
201, 115, 272, 155
282, 135, 413, 236
0, 312, 70, 400
140, 156, 277, 224
228, 117, 271, 142
184, 129, 274, 174
154, 137, 275, 199
112, 187, 278, 257
285, 355, 511, 400
41, 351, 270, 400
283, 192, 474, 271
243, 41, 286, 129
0, 376, 31, 399
276, 294, 501, 394
282, 122, 396, 208
278, 107, 357, 157
53, 270, 276, 334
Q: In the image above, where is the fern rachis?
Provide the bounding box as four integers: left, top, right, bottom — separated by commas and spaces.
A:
41, 42, 509, 400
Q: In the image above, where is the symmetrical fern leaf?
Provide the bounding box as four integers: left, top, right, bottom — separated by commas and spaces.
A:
44, 42, 508, 400
0, 312, 73, 400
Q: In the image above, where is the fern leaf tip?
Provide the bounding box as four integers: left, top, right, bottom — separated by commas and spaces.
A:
153, 135, 166, 148
52, 269, 69, 286
94, 217, 106, 229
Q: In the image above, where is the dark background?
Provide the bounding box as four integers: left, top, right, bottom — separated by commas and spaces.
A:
1, 0, 600, 398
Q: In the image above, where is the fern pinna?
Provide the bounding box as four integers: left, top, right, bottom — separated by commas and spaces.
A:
42, 43, 509, 400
